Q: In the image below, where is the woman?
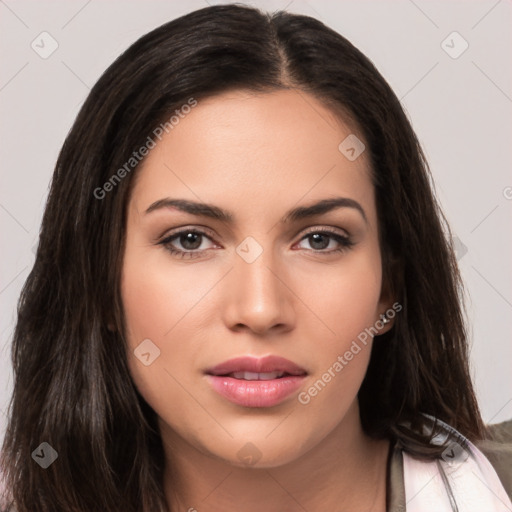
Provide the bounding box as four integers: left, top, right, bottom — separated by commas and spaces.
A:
1, 4, 511, 511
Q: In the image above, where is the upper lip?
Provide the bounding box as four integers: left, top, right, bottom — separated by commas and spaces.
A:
205, 355, 308, 376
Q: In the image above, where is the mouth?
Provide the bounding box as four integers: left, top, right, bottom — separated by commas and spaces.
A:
204, 355, 308, 408
205, 354, 308, 377
216, 370, 300, 380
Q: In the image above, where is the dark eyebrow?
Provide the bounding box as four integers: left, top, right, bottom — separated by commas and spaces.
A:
145, 198, 233, 222
283, 197, 367, 224
144, 197, 367, 224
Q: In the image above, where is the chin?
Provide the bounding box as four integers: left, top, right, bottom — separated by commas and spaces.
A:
201, 434, 315, 470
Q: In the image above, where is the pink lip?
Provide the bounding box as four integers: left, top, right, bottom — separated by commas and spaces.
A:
205, 355, 307, 376
206, 375, 306, 407
205, 355, 307, 408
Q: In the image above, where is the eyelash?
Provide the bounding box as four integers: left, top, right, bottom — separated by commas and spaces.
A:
158, 226, 354, 260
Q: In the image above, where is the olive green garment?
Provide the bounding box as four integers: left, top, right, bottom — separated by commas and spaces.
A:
386, 419, 512, 511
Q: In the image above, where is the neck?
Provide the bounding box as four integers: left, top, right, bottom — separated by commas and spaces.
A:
161, 402, 390, 512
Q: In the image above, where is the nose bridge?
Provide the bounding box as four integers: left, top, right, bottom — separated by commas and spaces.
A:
223, 237, 294, 333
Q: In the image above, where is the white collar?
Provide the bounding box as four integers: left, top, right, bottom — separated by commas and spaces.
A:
402, 415, 512, 511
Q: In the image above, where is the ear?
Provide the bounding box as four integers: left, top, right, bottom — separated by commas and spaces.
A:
375, 305, 396, 335
375, 281, 400, 336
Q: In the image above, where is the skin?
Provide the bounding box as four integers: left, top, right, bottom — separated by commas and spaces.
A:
121, 89, 395, 511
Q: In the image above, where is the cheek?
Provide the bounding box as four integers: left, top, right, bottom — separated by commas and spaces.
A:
294, 244, 382, 340
120, 251, 208, 409
121, 249, 215, 346
292, 246, 382, 410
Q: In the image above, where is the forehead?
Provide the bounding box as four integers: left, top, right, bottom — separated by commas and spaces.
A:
129, 89, 375, 224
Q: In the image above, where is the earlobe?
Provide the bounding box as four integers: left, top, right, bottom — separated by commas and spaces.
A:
380, 313, 391, 326
374, 310, 391, 335
376, 273, 400, 335
373, 311, 392, 336
376, 298, 402, 335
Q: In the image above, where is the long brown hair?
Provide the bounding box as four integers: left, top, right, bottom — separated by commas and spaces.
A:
1, 4, 488, 511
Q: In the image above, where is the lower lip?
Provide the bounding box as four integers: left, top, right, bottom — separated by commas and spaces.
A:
206, 375, 306, 407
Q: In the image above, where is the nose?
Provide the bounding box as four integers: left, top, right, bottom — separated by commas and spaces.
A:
222, 247, 296, 336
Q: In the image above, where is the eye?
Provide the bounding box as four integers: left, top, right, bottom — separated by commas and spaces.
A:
295, 229, 354, 253
159, 229, 217, 259
158, 226, 354, 259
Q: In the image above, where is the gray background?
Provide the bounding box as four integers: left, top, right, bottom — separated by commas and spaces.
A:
1, 0, 511, 444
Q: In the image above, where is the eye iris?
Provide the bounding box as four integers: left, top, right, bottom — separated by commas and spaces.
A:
180, 232, 202, 250
309, 233, 329, 250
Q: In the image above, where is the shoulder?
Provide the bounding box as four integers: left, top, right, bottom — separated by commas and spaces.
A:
475, 419, 512, 500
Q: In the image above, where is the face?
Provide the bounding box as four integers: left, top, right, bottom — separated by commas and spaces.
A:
121, 89, 393, 468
